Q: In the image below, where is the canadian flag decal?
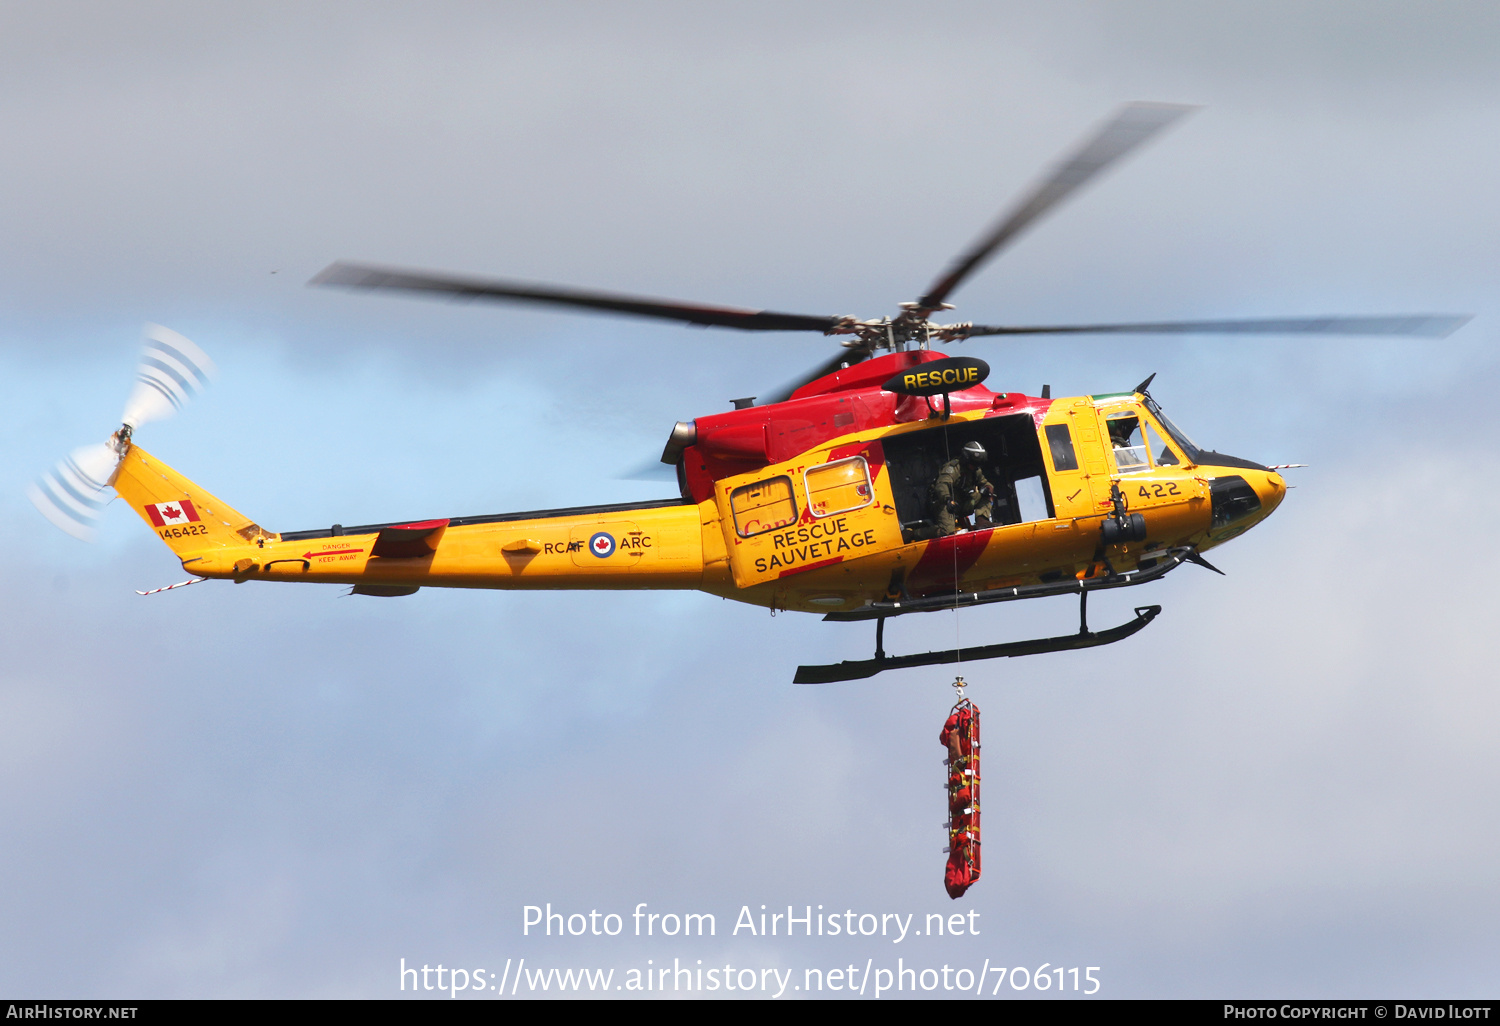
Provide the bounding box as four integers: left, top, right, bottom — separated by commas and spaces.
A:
146, 499, 201, 527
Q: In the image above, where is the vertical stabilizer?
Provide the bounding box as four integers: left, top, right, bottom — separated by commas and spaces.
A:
111, 445, 269, 559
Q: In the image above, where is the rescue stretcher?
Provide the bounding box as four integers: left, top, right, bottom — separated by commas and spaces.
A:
941, 696, 981, 899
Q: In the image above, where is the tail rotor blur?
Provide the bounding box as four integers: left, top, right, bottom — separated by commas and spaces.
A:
28, 325, 215, 541
26, 441, 121, 541
122, 324, 217, 430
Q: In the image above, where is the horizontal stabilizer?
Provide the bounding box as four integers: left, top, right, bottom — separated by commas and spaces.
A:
370, 519, 448, 558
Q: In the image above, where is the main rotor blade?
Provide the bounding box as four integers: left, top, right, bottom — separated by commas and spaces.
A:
960, 314, 1472, 338
919, 102, 1196, 311
618, 456, 678, 482
311, 262, 845, 333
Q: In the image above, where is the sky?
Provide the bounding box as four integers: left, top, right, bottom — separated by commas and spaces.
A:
2, 0, 1498, 999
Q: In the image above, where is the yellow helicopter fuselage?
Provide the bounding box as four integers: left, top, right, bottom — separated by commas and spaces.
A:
111, 380, 1284, 615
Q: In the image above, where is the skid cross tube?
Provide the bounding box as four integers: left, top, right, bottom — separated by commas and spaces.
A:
794, 604, 1162, 684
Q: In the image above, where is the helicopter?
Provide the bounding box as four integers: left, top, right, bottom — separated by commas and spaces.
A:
31, 102, 1468, 684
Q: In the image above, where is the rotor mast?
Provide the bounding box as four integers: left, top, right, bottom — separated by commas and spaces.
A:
822, 302, 971, 354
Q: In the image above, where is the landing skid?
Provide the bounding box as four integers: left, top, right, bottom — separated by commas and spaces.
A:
793, 600, 1162, 684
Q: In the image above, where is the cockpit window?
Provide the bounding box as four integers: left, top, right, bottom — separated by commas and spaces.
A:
1105, 412, 1149, 473
1144, 423, 1179, 466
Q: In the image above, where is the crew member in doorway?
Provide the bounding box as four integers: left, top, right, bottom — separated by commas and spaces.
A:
930, 441, 995, 536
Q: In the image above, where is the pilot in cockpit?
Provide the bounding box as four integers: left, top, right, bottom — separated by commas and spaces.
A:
1107, 413, 1150, 473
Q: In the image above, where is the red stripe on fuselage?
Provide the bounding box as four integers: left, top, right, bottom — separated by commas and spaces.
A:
907, 529, 992, 596
777, 556, 845, 578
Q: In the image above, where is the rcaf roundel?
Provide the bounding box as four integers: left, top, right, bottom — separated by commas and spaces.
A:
145, 499, 200, 527
588, 531, 615, 558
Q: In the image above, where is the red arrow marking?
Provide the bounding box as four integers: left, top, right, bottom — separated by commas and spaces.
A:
303, 548, 364, 559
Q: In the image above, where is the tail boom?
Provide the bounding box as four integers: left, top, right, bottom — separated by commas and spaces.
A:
116, 445, 709, 591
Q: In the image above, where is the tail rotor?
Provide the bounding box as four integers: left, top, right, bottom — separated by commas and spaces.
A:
28, 324, 216, 541
26, 441, 122, 541
121, 323, 217, 431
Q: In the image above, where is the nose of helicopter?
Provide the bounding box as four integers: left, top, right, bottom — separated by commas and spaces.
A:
1253, 469, 1287, 518
1202, 464, 1286, 543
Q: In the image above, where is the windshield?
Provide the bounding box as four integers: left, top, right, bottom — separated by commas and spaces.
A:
1143, 397, 1205, 464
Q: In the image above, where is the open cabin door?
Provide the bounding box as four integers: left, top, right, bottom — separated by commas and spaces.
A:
881, 413, 1057, 541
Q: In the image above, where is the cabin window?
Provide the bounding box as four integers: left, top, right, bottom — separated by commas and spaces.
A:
1106, 412, 1149, 473
1044, 424, 1078, 472
1014, 475, 1050, 523
730, 476, 798, 538
804, 456, 873, 518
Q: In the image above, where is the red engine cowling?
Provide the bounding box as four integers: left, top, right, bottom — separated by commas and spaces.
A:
940, 698, 981, 899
